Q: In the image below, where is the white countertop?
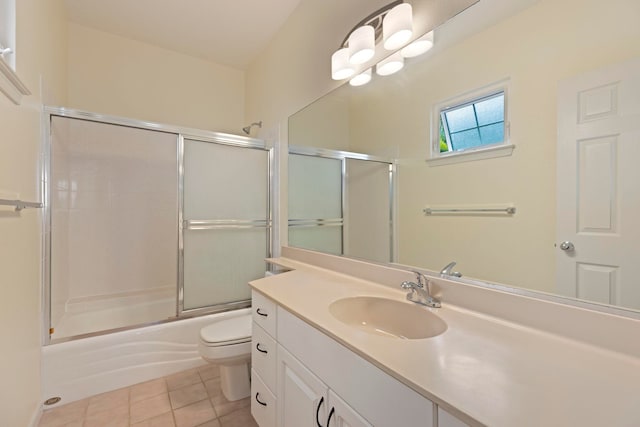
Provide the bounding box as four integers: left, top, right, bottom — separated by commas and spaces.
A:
251, 258, 640, 427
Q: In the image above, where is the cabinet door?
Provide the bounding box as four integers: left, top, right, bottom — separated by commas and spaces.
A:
438, 407, 470, 427
278, 345, 328, 427
327, 390, 372, 427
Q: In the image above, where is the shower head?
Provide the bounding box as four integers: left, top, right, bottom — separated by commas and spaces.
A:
242, 121, 263, 135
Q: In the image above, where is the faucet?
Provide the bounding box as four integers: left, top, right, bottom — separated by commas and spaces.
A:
401, 271, 441, 308
440, 261, 462, 278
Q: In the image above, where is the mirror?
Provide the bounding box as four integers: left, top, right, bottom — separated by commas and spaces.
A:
288, 0, 640, 313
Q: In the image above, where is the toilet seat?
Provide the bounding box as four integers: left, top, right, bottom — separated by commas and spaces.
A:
199, 314, 251, 346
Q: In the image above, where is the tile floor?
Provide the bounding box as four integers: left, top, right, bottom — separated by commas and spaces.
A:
38, 365, 259, 427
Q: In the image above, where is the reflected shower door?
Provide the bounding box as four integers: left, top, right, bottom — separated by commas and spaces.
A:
288, 154, 343, 255
49, 116, 178, 340
182, 138, 270, 312
345, 159, 392, 263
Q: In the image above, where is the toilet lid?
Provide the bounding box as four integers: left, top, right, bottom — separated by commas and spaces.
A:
200, 314, 252, 345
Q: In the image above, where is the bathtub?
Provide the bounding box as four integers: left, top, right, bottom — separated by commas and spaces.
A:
41, 308, 251, 408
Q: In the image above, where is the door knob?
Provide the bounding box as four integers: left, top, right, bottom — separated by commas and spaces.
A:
559, 241, 575, 251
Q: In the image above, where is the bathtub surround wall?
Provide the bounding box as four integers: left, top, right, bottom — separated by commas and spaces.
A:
0, 1, 68, 426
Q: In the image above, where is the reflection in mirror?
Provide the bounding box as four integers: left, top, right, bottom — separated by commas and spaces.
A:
288, 148, 394, 263
288, 0, 640, 313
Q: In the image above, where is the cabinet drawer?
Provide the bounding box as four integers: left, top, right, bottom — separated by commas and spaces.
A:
251, 369, 276, 427
252, 322, 276, 392
252, 291, 277, 336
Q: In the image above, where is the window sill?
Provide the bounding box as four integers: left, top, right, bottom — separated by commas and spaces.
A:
0, 59, 30, 105
426, 143, 515, 166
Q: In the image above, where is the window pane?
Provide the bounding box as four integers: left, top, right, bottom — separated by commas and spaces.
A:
450, 128, 482, 150
479, 122, 504, 145
475, 94, 504, 126
444, 105, 477, 132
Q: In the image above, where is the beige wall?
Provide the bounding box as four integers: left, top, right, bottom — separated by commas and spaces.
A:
0, 1, 68, 425
67, 23, 245, 134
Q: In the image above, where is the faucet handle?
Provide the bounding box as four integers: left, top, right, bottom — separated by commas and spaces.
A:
410, 270, 426, 287
401, 281, 419, 290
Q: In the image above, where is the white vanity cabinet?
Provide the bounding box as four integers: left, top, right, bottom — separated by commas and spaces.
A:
251, 290, 436, 427
251, 292, 278, 427
437, 408, 470, 427
278, 344, 372, 427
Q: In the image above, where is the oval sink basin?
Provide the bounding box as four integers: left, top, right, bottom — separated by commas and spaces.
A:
329, 296, 447, 339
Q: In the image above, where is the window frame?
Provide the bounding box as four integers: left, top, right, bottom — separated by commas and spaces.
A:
429, 79, 514, 166
0, 0, 30, 105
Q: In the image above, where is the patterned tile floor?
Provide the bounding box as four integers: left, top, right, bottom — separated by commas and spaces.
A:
38, 365, 258, 427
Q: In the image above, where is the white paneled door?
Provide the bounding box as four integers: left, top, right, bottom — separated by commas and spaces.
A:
556, 57, 640, 310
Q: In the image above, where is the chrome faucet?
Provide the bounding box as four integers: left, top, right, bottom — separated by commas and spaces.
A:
440, 261, 462, 278
401, 271, 441, 308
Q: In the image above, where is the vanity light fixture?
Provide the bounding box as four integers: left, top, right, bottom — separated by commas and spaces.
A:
376, 51, 404, 76
383, 3, 413, 50
331, 48, 355, 80
349, 68, 372, 86
330, 1, 433, 84
401, 30, 434, 58
348, 25, 375, 65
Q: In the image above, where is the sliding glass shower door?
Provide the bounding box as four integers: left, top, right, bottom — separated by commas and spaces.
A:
49, 116, 179, 340
47, 112, 273, 342
181, 138, 271, 313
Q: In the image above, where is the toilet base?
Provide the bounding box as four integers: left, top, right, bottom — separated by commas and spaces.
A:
220, 363, 250, 401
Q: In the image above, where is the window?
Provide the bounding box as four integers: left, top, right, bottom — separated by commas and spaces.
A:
0, 0, 15, 70
0, 0, 29, 104
430, 80, 514, 165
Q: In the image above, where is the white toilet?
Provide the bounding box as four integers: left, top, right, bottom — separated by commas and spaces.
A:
198, 314, 252, 401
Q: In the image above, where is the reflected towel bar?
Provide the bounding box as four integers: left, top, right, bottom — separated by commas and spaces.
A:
423, 206, 516, 215
0, 199, 43, 212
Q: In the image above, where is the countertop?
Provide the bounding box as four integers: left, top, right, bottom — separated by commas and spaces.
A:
250, 258, 640, 427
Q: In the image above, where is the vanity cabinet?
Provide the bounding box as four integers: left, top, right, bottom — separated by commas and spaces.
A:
278, 344, 371, 427
251, 290, 436, 427
251, 292, 278, 427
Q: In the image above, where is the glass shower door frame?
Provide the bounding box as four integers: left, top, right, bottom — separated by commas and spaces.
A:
287, 145, 396, 262
177, 133, 273, 318
42, 107, 273, 344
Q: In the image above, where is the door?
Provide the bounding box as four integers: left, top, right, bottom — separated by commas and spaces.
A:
556, 57, 640, 309
182, 138, 270, 312
277, 345, 328, 427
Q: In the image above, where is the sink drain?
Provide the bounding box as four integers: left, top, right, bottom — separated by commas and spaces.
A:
44, 397, 61, 405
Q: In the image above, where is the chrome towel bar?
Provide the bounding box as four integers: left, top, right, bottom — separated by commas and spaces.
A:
423, 206, 516, 215
0, 199, 43, 212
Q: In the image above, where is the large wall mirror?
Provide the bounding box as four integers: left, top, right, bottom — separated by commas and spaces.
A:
288, 0, 640, 314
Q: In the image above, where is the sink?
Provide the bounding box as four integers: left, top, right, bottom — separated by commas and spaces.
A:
328, 296, 447, 339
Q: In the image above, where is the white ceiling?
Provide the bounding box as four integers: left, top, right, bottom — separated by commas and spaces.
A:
64, 0, 303, 69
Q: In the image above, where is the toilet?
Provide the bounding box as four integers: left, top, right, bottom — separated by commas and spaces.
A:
198, 314, 252, 401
